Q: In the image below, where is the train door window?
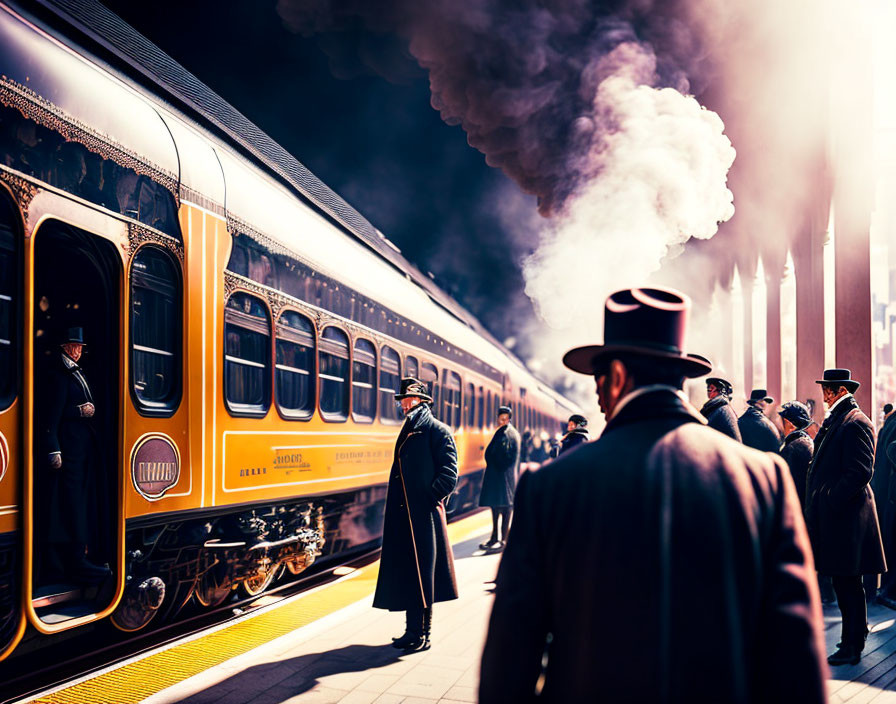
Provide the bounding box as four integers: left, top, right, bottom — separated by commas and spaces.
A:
421, 363, 438, 413
441, 370, 462, 430
464, 383, 475, 428
352, 338, 377, 423
319, 326, 350, 421
275, 310, 315, 419
224, 292, 271, 416
404, 355, 418, 381
379, 345, 402, 424
477, 386, 485, 429
130, 246, 182, 415
0, 206, 16, 410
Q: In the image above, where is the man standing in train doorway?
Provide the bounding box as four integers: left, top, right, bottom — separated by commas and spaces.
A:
477, 405, 521, 552
373, 378, 459, 652
40, 327, 112, 584
480, 287, 826, 703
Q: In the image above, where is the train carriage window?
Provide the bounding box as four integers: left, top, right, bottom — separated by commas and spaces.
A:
352, 338, 377, 423
421, 363, 438, 415
464, 383, 475, 428
379, 346, 402, 424
319, 326, 350, 421
441, 370, 462, 430
224, 293, 271, 416
275, 310, 315, 419
130, 245, 182, 415
0, 211, 16, 410
404, 355, 418, 381
477, 386, 485, 430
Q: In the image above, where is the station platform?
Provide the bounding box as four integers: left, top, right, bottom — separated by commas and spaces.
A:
19, 508, 896, 704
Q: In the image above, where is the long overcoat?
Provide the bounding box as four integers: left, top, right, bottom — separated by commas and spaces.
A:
40, 353, 99, 546
700, 395, 742, 442
805, 395, 886, 577
781, 430, 814, 508
373, 403, 459, 611
738, 406, 782, 453
480, 389, 826, 704
479, 424, 521, 508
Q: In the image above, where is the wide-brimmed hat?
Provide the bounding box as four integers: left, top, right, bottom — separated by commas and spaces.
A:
706, 377, 733, 396
562, 287, 712, 379
748, 389, 773, 404
779, 401, 812, 430
816, 368, 860, 394
60, 326, 86, 347
393, 377, 433, 402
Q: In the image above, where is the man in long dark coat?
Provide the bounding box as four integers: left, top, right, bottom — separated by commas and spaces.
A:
873, 403, 896, 605
700, 377, 742, 442
480, 287, 826, 703
738, 389, 782, 453
40, 327, 111, 584
478, 405, 521, 551
806, 368, 886, 665
373, 377, 458, 652
778, 401, 815, 508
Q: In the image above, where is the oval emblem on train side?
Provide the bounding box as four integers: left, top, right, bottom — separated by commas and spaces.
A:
0, 431, 8, 483
131, 433, 180, 500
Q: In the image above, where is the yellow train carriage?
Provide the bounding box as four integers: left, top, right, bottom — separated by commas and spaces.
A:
0, 0, 577, 664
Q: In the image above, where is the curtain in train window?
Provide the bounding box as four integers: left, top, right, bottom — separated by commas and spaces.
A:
421, 363, 439, 416
464, 383, 475, 428
224, 292, 270, 415
276, 310, 315, 419
130, 245, 181, 415
352, 338, 377, 423
441, 370, 462, 430
379, 345, 402, 424
319, 326, 350, 420
0, 213, 15, 410
404, 355, 418, 381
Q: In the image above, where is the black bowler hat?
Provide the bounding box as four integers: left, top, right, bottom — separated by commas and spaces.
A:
497, 405, 512, 417
61, 326, 86, 347
779, 401, 812, 430
393, 377, 433, 403
706, 377, 733, 396
562, 287, 712, 378
816, 368, 860, 394
748, 389, 773, 404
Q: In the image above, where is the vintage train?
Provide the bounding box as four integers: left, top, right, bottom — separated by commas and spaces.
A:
0, 0, 578, 662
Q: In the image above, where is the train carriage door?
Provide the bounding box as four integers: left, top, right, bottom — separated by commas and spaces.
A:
28, 220, 122, 630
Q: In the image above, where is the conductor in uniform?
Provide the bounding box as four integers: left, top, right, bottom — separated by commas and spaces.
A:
478, 405, 521, 551
41, 327, 111, 583
480, 287, 826, 703
700, 377, 742, 441
373, 378, 459, 652
805, 369, 886, 665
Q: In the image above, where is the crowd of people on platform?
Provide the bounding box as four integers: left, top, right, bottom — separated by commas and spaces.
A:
372, 283, 895, 701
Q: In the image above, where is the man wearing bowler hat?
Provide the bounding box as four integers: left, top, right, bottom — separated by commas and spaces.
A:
373, 378, 459, 652
480, 287, 825, 703
805, 369, 886, 665
40, 327, 111, 584
701, 377, 742, 442
738, 389, 782, 453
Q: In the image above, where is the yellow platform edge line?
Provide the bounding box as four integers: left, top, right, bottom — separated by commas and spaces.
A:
30, 509, 491, 704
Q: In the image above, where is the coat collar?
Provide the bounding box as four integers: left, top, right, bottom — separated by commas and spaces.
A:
604, 387, 707, 436
402, 402, 432, 431
784, 429, 810, 445
61, 352, 82, 372
700, 394, 729, 416
823, 394, 857, 426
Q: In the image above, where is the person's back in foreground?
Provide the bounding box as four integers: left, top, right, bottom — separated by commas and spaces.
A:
479, 287, 826, 703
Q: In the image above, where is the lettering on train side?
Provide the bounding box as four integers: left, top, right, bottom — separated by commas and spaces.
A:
272, 450, 311, 470
238, 467, 268, 477
131, 434, 181, 500
333, 449, 388, 464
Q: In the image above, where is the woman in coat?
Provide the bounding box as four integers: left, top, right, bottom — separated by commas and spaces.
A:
373, 378, 459, 652
478, 405, 521, 550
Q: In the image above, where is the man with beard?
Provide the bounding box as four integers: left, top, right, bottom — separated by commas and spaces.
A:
806, 369, 886, 665
778, 401, 815, 508
373, 378, 459, 652
738, 389, 782, 453
478, 405, 521, 551
480, 287, 825, 703
700, 377, 742, 441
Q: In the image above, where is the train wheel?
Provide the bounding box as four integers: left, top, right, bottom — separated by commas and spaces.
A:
195, 561, 233, 608
241, 556, 276, 596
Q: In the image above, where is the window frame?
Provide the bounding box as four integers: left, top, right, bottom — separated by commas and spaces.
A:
351, 336, 378, 424
464, 382, 475, 429
318, 324, 351, 422
379, 345, 403, 425
0, 202, 20, 413
129, 243, 183, 418
274, 308, 317, 421
223, 291, 273, 418
420, 362, 439, 415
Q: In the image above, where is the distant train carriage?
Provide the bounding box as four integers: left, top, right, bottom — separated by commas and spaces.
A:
0, 0, 578, 662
